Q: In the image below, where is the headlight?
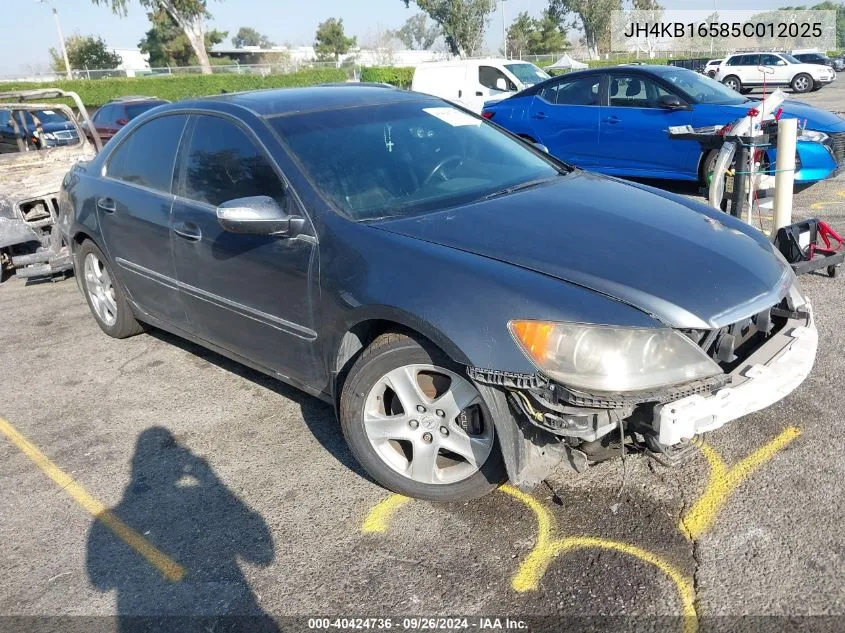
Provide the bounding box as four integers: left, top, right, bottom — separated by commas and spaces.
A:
508, 320, 722, 392
798, 129, 828, 143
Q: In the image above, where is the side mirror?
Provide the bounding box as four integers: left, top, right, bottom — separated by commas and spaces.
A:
658, 94, 686, 110
216, 195, 302, 236
495, 77, 508, 92
533, 142, 550, 154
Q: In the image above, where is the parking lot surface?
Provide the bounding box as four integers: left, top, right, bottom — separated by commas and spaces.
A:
1, 80, 844, 631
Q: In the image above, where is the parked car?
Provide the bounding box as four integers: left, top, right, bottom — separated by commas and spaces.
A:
411, 58, 550, 113
791, 51, 845, 73
703, 59, 722, 78
85, 96, 168, 144
666, 57, 710, 73
60, 85, 817, 501
715, 52, 835, 93
1, 89, 98, 282
483, 65, 845, 184
1, 107, 80, 148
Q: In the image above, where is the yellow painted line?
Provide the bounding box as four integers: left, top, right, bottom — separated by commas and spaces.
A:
680, 427, 800, 541
501, 485, 697, 632
362, 494, 411, 533
0, 416, 186, 582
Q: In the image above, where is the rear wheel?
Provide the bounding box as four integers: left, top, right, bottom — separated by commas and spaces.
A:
78, 240, 144, 339
791, 73, 812, 93
340, 333, 505, 501
722, 75, 742, 92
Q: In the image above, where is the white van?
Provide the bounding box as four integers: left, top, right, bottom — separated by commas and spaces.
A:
411, 59, 550, 113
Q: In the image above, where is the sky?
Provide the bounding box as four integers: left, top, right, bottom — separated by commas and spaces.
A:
1, 0, 783, 76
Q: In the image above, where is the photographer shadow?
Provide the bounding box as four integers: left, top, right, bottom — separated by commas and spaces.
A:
86, 427, 280, 633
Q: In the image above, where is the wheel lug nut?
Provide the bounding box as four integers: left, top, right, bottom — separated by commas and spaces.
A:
439, 426, 449, 436
422, 432, 433, 443
436, 409, 445, 417
409, 419, 419, 429
416, 405, 426, 413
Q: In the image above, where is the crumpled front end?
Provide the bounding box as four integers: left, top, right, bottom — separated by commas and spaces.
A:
469, 283, 817, 486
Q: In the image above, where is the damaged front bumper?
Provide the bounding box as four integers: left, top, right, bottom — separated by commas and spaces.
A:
654, 304, 817, 445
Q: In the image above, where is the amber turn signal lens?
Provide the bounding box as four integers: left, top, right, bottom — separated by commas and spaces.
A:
509, 320, 555, 364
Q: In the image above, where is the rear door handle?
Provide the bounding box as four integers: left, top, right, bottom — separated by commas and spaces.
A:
172, 221, 202, 242
96, 197, 116, 213
531, 112, 548, 120
604, 115, 621, 124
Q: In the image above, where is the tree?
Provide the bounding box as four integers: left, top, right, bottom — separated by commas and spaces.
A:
139, 7, 226, 68
395, 13, 441, 49
232, 26, 274, 48
92, 0, 217, 74
626, 0, 664, 57
506, 10, 568, 56
49, 35, 122, 72
401, 0, 496, 58
314, 17, 357, 61
548, 0, 622, 59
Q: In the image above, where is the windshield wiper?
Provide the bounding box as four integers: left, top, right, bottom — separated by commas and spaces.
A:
478, 176, 559, 202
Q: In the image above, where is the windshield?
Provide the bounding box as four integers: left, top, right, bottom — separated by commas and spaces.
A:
126, 101, 165, 120
781, 53, 801, 64
30, 110, 71, 125
655, 67, 747, 105
505, 63, 550, 86
271, 100, 562, 222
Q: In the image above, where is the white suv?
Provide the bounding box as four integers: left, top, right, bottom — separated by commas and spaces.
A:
715, 52, 835, 94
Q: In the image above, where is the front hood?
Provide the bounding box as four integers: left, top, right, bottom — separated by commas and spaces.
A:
716, 100, 845, 132
376, 172, 792, 329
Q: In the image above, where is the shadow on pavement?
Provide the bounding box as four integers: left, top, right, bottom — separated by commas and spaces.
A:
86, 427, 280, 632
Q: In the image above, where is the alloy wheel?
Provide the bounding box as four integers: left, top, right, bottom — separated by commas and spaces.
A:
84, 252, 117, 327
793, 76, 810, 92
362, 364, 494, 485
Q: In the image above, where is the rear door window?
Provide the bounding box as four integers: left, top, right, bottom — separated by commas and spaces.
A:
106, 114, 188, 192
541, 75, 601, 105
180, 115, 284, 208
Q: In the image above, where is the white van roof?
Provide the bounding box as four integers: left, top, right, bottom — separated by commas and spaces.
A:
416, 58, 520, 68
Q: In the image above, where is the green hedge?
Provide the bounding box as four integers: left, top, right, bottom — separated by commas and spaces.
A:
360, 66, 415, 89
0, 68, 348, 108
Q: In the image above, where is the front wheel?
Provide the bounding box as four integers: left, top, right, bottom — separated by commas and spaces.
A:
78, 240, 144, 339
340, 333, 505, 501
791, 73, 812, 93
722, 75, 742, 92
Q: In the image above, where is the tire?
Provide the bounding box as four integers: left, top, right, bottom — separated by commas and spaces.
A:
707, 70, 716, 78
340, 333, 505, 501
740, 88, 754, 95
723, 75, 742, 92
791, 73, 812, 93
78, 240, 144, 339
810, 83, 822, 92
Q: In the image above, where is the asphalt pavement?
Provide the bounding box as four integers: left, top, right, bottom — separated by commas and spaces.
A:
0, 79, 843, 633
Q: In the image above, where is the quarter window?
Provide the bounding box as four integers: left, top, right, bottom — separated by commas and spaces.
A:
182, 115, 283, 208
540, 75, 601, 105
106, 114, 188, 192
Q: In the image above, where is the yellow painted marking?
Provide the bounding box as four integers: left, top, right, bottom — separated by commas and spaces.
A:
0, 416, 186, 582
680, 427, 800, 541
362, 494, 411, 533
501, 485, 697, 632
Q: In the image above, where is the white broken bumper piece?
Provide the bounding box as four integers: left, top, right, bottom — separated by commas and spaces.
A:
655, 305, 817, 446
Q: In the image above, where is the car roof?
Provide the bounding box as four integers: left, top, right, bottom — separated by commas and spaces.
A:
171, 84, 432, 118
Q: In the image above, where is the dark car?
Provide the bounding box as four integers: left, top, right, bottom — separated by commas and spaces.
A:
0, 107, 80, 148
85, 96, 168, 144
60, 86, 817, 501
792, 52, 845, 72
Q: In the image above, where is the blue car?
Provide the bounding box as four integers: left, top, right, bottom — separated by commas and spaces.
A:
483, 65, 845, 184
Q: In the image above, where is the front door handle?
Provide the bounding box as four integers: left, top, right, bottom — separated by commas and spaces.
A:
173, 221, 202, 242
604, 115, 621, 124
531, 112, 548, 120
97, 197, 116, 213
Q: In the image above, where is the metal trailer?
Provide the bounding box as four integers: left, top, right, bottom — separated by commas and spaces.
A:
0, 89, 101, 282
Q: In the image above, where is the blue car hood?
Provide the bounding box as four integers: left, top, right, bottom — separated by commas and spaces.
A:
377, 172, 792, 329
712, 99, 845, 132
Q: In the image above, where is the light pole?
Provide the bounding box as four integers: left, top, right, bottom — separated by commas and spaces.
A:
501, 0, 507, 59
38, 0, 72, 79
